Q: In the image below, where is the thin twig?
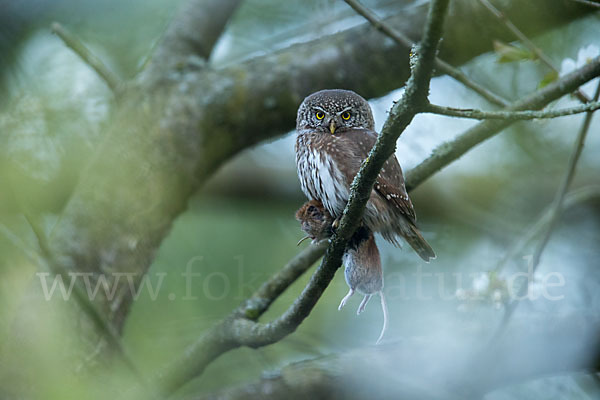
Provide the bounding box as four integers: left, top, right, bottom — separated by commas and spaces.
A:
233, 240, 330, 320
155, 240, 329, 395
0, 223, 41, 263
571, 0, 600, 8
491, 80, 600, 341
51, 22, 122, 93
344, 0, 510, 107
426, 101, 600, 120
406, 56, 600, 190
478, 0, 591, 103
492, 185, 600, 275
23, 214, 151, 391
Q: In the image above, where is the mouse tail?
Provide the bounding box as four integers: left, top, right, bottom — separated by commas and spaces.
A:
376, 292, 388, 344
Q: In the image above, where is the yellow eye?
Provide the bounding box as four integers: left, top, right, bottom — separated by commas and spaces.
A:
315, 111, 325, 120
341, 111, 351, 120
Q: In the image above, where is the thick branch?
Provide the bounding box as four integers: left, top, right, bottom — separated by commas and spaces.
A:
425, 101, 600, 120
145, 0, 242, 74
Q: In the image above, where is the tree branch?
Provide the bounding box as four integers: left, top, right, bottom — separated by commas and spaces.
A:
571, 0, 600, 8
406, 56, 600, 190
425, 101, 600, 120
196, 318, 600, 399
154, 241, 328, 395
0, 222, 39, 263
343, 0, 510, 107
492, 80, 600, 340
51, 22, 122, 93
479, 0, 591, 103
144, 0, 242, 75
492, 185, 600, 275
23, 214, 156, 396
233, 240, 330, 320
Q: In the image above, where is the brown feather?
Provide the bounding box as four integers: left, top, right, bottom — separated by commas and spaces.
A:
331, 128, 416, 222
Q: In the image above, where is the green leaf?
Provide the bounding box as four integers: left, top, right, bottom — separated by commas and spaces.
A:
493, 40, 536, 63
538, 70, 559, 88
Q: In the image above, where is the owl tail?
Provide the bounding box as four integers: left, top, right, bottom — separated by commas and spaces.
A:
405, 224, 436, 262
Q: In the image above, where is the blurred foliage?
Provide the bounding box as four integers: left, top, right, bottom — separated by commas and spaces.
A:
0, 0, 599, 399
493, 40, 536, 63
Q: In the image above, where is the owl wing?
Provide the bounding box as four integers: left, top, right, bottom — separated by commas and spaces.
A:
339, 128, 416, 222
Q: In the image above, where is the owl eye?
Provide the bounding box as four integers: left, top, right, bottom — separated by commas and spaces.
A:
315, 111, 325, 120
341, 111, 351, 120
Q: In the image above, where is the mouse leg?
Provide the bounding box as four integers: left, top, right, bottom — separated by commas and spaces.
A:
338, 288, 354, 310
357, 294, 372, 315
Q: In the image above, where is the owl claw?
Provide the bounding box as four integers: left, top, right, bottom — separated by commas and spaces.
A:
332, 218, 340, 231
296, 236, 311, 246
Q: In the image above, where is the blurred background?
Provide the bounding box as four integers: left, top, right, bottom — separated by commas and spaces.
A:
0, 0, 599, 399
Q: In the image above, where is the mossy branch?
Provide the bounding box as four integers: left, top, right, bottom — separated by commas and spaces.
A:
425, 101, 600, 120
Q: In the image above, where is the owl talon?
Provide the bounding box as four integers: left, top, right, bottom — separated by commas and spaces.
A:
296, 236, 311, 246
332, 218, 340, 231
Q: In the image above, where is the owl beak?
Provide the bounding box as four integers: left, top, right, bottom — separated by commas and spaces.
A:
329, 120, 336, 134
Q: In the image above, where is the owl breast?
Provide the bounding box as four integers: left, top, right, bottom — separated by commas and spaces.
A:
296, 131, 349, 219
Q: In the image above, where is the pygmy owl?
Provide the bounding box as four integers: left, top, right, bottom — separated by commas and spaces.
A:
295, 89, 435, 262
296, 199, 388, 344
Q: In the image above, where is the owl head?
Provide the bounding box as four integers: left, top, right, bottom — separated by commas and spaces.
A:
296, 89, 375, 134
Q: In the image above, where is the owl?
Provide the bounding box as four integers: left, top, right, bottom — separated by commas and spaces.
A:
295, 89, 435, 261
